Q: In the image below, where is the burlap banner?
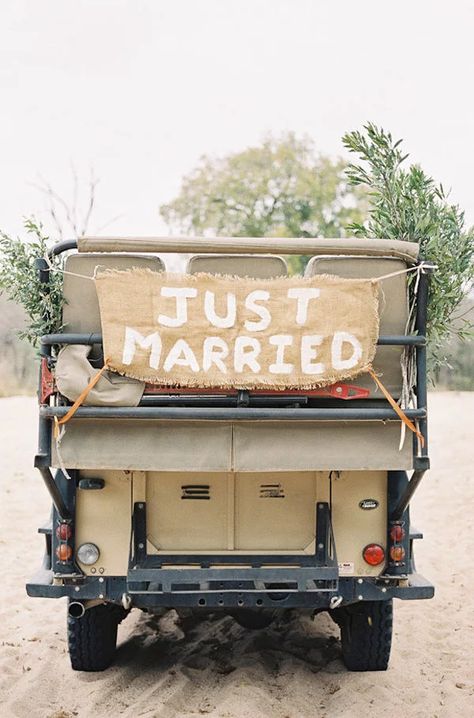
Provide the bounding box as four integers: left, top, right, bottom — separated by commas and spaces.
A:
95, 269, 380, 389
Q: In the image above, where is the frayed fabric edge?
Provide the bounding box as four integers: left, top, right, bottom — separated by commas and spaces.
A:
104, 361, 378, 392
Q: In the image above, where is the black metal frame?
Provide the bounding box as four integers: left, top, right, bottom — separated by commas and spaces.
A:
28, 239, 435, 607
26, 571, 435, 607
126, 500, 338, 603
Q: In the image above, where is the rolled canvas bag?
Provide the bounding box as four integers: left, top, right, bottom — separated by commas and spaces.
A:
55, 344, 144, 406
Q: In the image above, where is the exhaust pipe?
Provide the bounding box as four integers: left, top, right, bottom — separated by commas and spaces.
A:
68, 601, 86, 619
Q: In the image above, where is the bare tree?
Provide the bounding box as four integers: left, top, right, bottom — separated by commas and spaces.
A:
31, 164, 123, 239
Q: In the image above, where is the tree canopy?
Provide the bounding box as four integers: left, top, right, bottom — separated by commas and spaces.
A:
161, 125, 473, 378
160, 133, 366, 272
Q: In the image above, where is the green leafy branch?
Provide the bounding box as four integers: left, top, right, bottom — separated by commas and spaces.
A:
0, 219, 64, 347
342, 122, 474, 376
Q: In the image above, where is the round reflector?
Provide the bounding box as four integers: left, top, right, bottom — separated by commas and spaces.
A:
362, 543, 385, 566
77, 543, 100, 566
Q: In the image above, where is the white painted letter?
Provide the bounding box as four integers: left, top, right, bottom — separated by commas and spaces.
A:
301, 335, 325, 375
122, 328, 162, 369
234, 337, 261, 373
331, 331, 362, 370
287, 288, 321, 325
244, 290, 271, 332
163, 339, 200, 372
158, 287, 197, 327
204, 290, 236, 328
203, 337, 229, 374
269, 335, 294, 374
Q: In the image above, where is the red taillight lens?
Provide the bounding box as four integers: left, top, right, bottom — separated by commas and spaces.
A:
390, 524, 405, 542
56, 544, 73, 562
390, 545, 405, 562
362, 544, 385, 566
56, 523, 72, 541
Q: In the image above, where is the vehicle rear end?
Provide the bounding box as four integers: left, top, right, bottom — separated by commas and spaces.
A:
27, 236, 434, 672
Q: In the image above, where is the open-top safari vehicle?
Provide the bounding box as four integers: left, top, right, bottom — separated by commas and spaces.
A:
27, 235, 434, 672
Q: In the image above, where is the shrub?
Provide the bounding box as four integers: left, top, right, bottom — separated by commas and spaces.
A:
342, 123, 473, 377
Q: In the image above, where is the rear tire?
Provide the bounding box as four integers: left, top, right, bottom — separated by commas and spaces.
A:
67, 602, 126, 671
231, 608, 275, 629
330, 599, 393, 671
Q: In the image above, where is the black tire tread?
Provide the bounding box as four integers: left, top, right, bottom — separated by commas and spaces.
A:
334, 599, 393, 671
231, 609, 275, 630
68, 603, 126, 672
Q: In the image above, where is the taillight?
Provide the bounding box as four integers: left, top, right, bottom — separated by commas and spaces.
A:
390, 524, 405, 542
56, 544, 73, 561
388, 521, 406, 566
55, 520, 73, 563
390, 545, 405, 562
56, 523, 72, 541
362, 543, 385, 566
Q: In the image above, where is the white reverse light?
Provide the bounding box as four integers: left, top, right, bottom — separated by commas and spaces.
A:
77, 543, 100, 566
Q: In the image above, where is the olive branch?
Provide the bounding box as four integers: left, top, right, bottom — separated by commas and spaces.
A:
342, 123, 474, 377
0, 219, 64, 347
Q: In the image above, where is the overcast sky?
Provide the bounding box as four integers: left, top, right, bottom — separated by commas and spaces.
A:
1, 0, 473, 239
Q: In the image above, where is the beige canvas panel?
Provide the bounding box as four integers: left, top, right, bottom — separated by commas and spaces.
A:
187, 254, 287, 278
305, 256, 409, 397
232, 421, 412, 471
62, 253, 165, 333
75, 470, 131, 576
52, 420, 233, 471
77, 236, 419, 263
51, 419, 413, 471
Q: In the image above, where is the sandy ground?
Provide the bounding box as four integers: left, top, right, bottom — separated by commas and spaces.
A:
0, 393, 473, 718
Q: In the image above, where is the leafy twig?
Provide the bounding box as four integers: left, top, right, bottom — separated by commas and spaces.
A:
342, 122, 474, 378
0, 220, 64, 347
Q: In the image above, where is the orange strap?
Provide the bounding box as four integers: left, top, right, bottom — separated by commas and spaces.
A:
54, 359, 110, 438
367, 367, 424, 447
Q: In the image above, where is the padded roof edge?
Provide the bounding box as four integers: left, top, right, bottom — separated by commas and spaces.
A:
77, 236, 419, 263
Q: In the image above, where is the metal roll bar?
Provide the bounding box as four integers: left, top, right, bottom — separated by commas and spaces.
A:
39, 332, 426, 357
40, 404, 426, 422
46, 236, 420, 262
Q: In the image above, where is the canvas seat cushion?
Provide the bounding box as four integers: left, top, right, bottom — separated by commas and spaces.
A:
305, 255, 409, 397
187, 254, 287, 278
62, 253, 165, 333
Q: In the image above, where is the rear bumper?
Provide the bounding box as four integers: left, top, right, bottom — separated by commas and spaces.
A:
26, 569, 434, 608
